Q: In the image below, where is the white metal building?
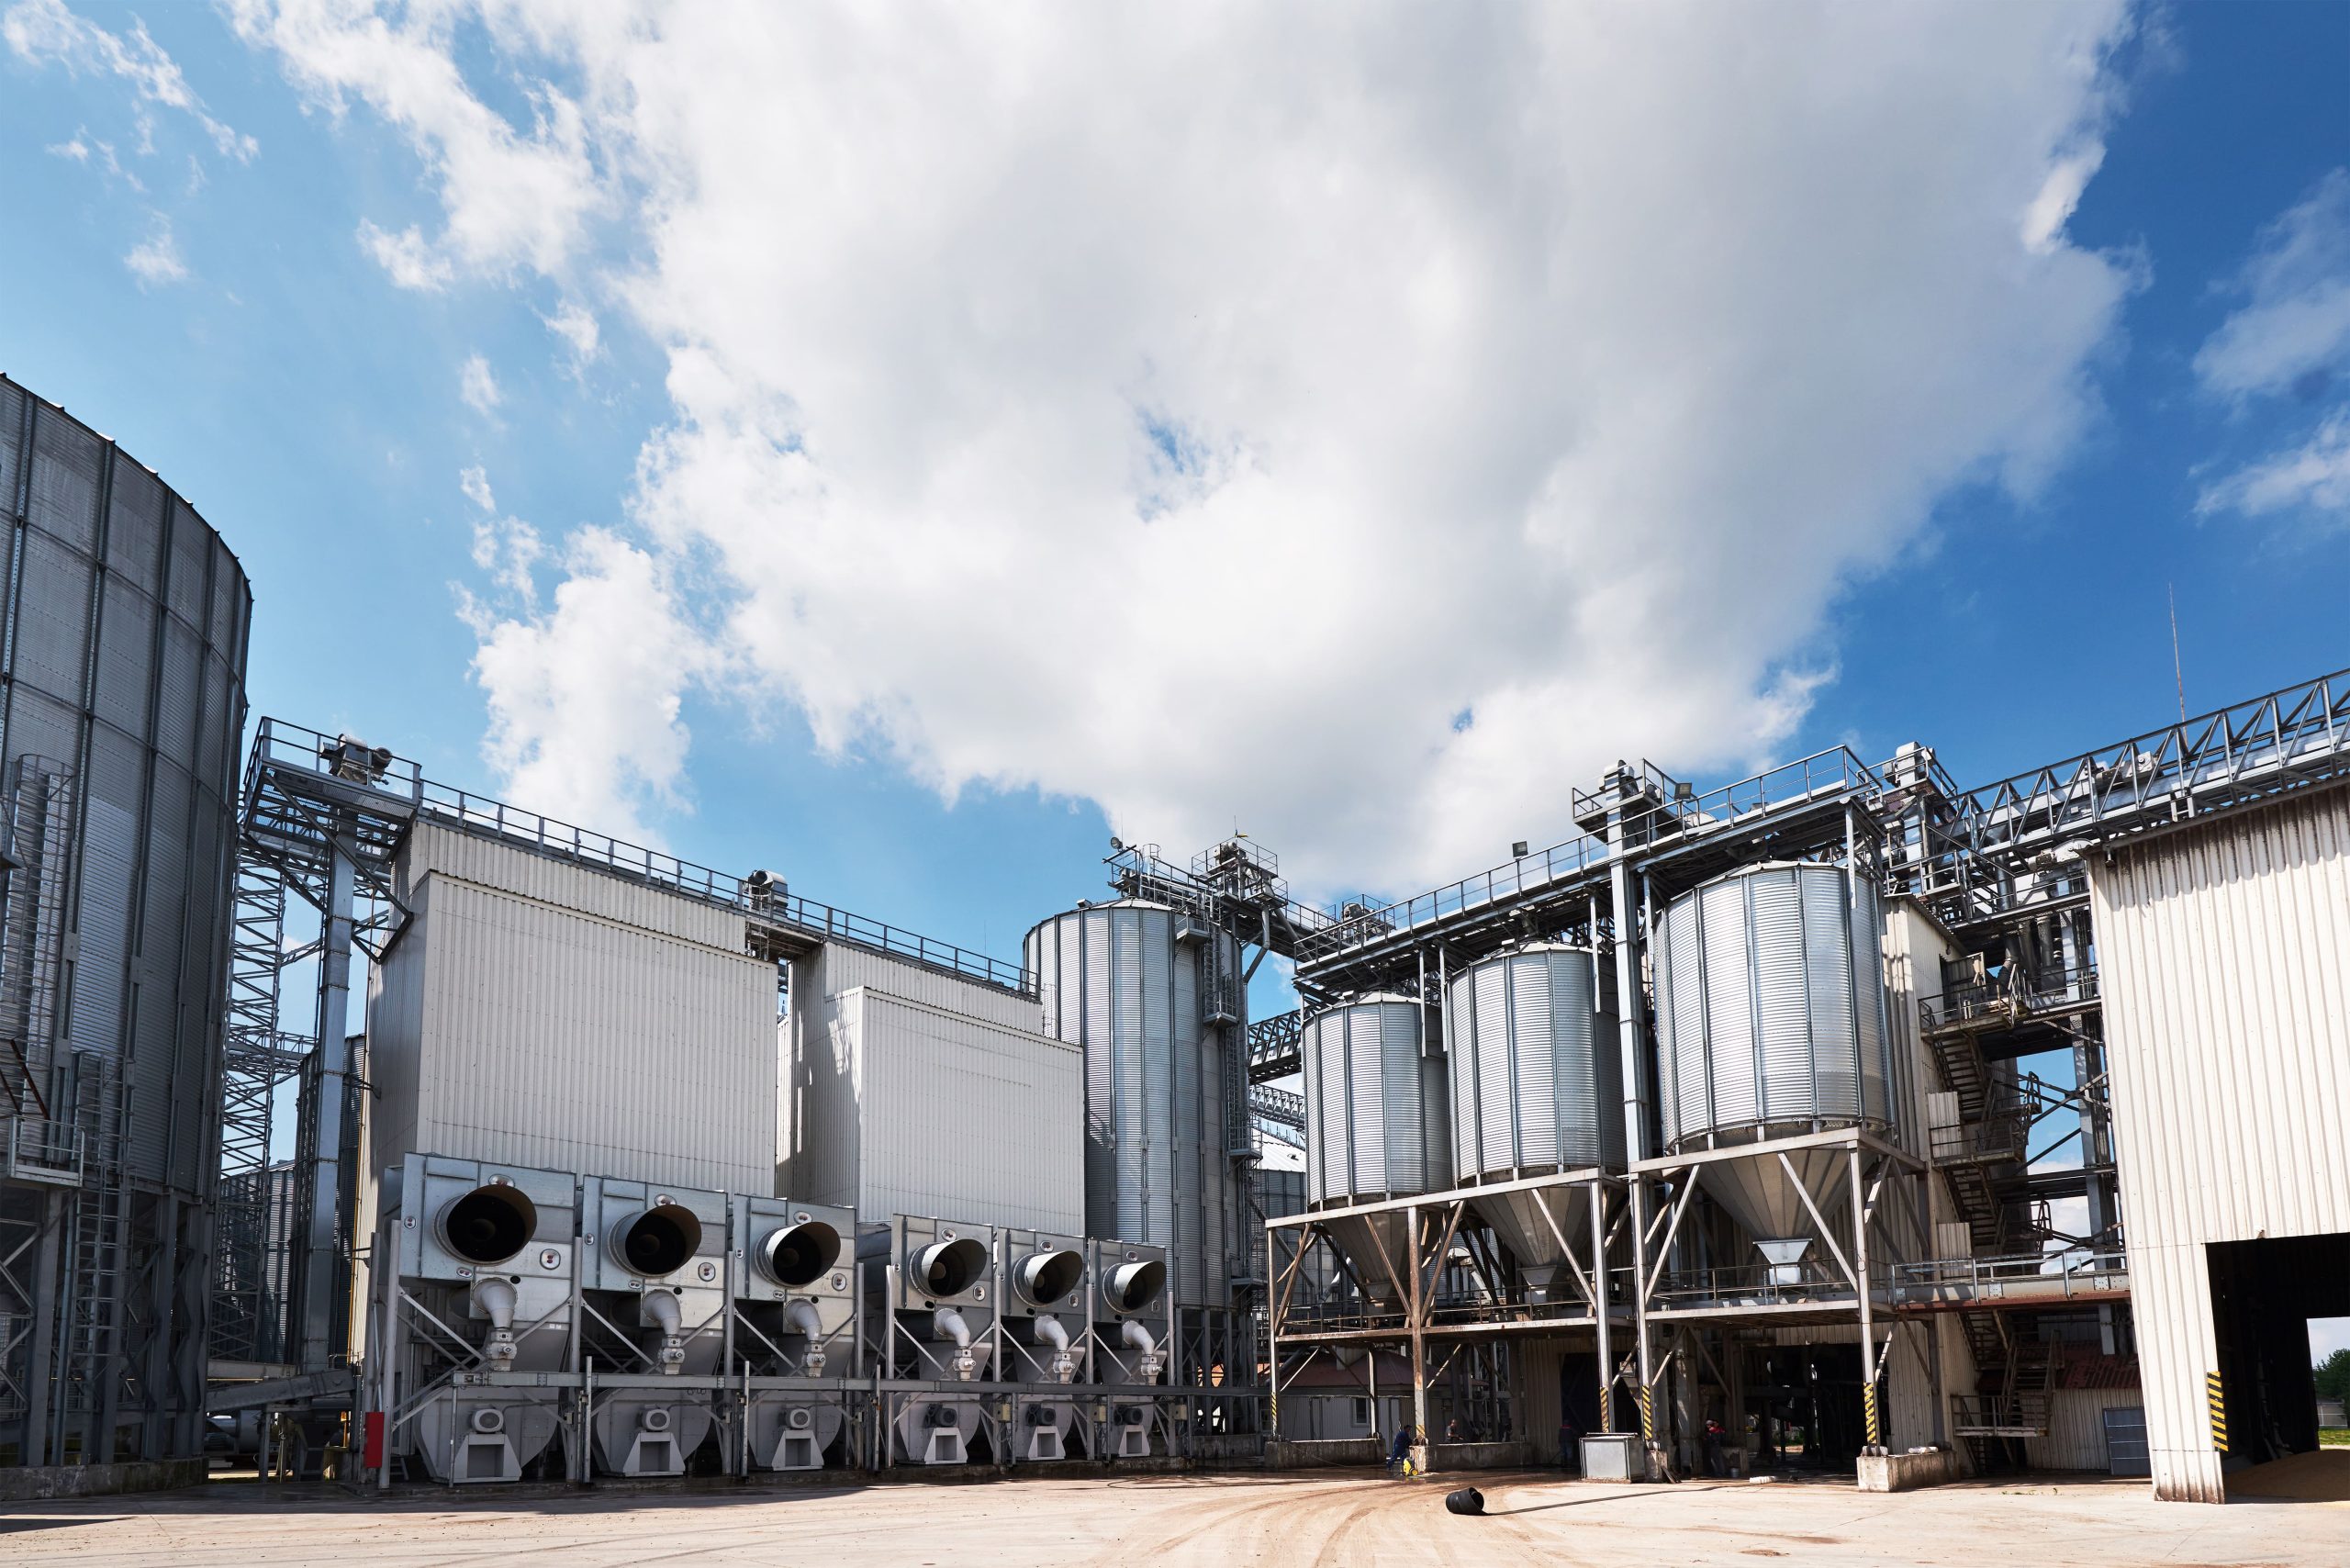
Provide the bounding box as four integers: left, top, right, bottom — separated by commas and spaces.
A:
2093, 783, 2350, 1501
780, 944, 1083, 1231
367, 821, 778, 1192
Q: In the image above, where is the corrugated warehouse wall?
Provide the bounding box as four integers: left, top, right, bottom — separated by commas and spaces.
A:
368, 821, 776, 1192
2027, 1385, 2143, 1473
781, 945, 1080, 1230
2091, 784, 2350, 1502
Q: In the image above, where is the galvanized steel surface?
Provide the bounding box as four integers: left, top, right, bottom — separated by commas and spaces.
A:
1655, 862, 1892, 1149
369, 832, 777, 1193
1442, 945, 1623, 1182
1301, 996, 1449, 1206
0, 375, 249, 1193
2091, 784, 2350, 1502
1025, 901, 1240, 1307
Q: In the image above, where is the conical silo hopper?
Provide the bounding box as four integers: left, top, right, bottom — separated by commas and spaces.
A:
1300, 996, 1449, 1307
1443, 946, 1624, 1301
1654, 862, 1894, 1284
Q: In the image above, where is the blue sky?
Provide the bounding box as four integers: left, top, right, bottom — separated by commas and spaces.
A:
2, 3, 2345, 995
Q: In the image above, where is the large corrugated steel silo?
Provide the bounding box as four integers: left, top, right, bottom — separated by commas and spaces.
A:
1024, 900, 1240, 1309
0, 375, 250, 1465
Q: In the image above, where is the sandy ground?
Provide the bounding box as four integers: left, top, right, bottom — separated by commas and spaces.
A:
1, 1468, 2343, 1567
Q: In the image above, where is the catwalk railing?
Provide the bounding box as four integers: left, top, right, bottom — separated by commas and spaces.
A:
243, 718, 1033, 994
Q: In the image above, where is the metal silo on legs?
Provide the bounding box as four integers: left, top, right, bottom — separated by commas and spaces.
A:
1025, 900, 1244, 1401
1653, 863, 1896, 1286
1442, 946, 1624, 1301
1300, 996, 1449, 1312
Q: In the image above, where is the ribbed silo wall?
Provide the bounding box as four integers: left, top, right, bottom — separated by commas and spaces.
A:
1302, 996, 1449, 1205
0, 375, 249, 1193
1443, 945, 1622, 1181
1025, 901, 1240, 1308
1654, 862, 1892, 1149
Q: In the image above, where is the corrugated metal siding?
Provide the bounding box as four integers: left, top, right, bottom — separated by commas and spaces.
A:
368, 867, 774, 1192
1518, 1339, 1566, 1462
2092, 785, 2350, 1503
806, 940, 1040, 1031
2028, 1385, 2143, 1473
0, 381, 248, 1205
850, 989, 1082, 1230
399, 819, 751, 952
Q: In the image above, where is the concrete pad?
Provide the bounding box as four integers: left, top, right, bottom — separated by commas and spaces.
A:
0, 1468, 2344, 1565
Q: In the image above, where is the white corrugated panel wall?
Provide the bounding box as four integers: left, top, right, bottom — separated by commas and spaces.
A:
2092, 785, 2350, 1503
852, 987, 1082, 1230
367, 831, 775, 1192
397, 820, 747, 949
2027, 1385, 2143, 1473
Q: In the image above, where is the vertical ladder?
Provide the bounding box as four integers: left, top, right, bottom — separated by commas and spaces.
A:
58, 1052, 128, 1460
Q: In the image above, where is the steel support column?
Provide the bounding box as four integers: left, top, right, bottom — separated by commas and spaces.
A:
297, 844, 356, 1372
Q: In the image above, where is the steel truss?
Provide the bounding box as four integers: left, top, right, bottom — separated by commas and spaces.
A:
1268, 1170, 1629, 1449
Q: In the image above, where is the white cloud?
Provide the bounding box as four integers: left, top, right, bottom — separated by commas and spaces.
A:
239, 1, 2142, 892
123, 216, 187, 286
464, 528, 717, 843
459, 464, 496, 512
2195, 169, 2350, 400
458, 353, 502, 418
2022, 145, 2107, 255
542, 300, 601, 374
2197, 411, 2350, 526
227, 0, 599, 284
359, 219, 454, 291
4, 0, 257, 162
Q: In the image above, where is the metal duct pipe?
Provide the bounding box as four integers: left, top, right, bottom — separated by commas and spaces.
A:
642, 1288, 687, 1374
1121, 1318, 1164, 1382
933, 1306, 979, 1381
470, 1276, 520, 1367
784, 1299, 828, 1377
756, 1221, 842, 1289
608, 1204, 702, 1279
912, 1238, 988, 1299
1035, 1314, 1076, 1383
439, 1183, 537, 1267
1102, 1260, 1166, 1315
1013, 1249, 1085, 1308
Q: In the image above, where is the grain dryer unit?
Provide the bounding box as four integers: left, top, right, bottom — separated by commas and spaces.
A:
579, 1175, 729, 1477
1089, 1238, 1172, 1459
373, 1154, 576, 1484
865, 1214, 1002, 1464
999, 1226, 1091, 1461
732, 1193, 857, 1472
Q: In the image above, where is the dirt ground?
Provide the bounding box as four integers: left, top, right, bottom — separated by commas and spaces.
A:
2, 1468, 2343, 1567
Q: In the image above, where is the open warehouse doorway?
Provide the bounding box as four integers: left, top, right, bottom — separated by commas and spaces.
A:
2207, 1232, 2350, 1468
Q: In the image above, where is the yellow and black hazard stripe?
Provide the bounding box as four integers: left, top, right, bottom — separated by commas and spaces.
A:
2206, 1372, 2228, 1453
1863, 1382, 1883, 1448
1639, 1384, 1656, 1441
